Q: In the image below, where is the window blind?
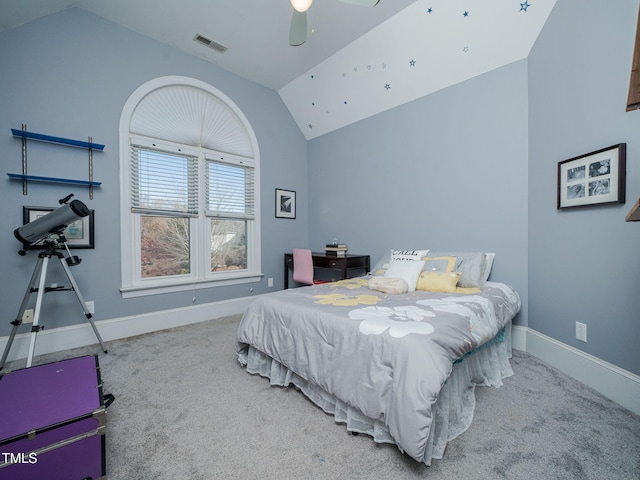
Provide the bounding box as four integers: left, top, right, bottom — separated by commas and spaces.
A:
131, 145, 198, 216
206, 159, 255, 219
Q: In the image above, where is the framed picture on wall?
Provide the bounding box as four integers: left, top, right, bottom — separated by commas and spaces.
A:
557, 143, 626, 209
275, 188, 296, 219
22, 206, 95, 249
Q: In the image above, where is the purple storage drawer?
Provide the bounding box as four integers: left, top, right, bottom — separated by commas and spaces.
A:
0, 355, 112, 480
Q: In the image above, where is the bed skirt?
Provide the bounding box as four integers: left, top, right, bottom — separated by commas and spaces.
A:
237, 323, 513, 466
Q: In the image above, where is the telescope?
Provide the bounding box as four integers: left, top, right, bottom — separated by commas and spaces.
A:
14, 197, 90, 246
1, 194, 107, 370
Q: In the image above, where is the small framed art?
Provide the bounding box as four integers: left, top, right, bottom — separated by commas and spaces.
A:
557, 143, 626, 209
22, 206, 95, 249
275, 188, 296, 219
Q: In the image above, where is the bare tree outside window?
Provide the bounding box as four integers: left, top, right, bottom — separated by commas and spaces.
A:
210, 219, 246, 271
140, 216, 190, 278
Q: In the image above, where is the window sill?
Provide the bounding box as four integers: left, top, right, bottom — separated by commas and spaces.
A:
120, 272, 264, 298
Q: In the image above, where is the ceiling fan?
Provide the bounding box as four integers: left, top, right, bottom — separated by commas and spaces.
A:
289, 0, 381, 46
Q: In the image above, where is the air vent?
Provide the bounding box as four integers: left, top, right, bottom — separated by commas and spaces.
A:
193, 34, 228, 53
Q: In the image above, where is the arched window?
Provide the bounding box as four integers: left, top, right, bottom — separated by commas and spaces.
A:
119, 76, 261, 297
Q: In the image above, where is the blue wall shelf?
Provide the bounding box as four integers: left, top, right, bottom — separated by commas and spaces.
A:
8, 125, 104, 198
7, 173, 102, 187
10, 129, 105, 150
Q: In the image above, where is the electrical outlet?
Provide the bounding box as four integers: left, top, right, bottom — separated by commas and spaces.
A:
85, 301, 95, 314
268, 277, 274, 287
22, 309, 34, 323
576, 321, 587, 342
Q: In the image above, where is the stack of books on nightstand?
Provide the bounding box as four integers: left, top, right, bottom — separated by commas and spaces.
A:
325, 243, 348, 256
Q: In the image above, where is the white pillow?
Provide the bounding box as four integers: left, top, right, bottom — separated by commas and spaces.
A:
384, 260, 425, 292
390, 249, 430, 262
370, 249, 429, 276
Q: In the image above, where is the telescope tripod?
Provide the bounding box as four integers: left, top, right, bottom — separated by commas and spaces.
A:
0, 243, 108, 370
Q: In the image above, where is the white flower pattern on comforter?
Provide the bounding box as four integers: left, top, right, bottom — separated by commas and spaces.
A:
352, 305, 436, 338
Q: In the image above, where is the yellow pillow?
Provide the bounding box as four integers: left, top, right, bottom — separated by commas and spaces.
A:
416, 271, 461, 293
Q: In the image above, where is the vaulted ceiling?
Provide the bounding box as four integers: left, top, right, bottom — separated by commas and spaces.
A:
0, 0, 557, 138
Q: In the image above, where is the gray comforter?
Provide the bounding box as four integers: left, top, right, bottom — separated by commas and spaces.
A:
236, 278, 521, 461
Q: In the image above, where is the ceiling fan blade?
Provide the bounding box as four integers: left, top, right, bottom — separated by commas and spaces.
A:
289, 10, 307, 46
339, 0, 380, 6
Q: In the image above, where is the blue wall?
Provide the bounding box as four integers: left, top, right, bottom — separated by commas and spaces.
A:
308, 60, 530, 327
0, 7, 308, 336
528, 0, 640, 375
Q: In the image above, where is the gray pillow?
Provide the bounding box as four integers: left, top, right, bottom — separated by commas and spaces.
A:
427, 251, 489, 288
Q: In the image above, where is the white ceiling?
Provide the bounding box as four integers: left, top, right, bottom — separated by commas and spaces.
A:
0, 0, 418, 90
0, 0, 557, 139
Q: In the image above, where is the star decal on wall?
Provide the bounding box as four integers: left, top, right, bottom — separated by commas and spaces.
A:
286, 0, 553, 140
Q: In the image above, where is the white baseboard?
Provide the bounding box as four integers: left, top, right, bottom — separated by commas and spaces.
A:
511, 325, 640, 416
511, 324, 527, 351
0, 295, 254, 366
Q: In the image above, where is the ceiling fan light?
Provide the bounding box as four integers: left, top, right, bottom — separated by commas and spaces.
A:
291, 0, 313, 13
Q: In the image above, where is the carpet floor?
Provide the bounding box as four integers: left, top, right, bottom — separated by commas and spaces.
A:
5, 314, 640, 479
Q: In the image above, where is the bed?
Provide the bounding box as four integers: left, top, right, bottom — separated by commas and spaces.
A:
236, 250, 521, 465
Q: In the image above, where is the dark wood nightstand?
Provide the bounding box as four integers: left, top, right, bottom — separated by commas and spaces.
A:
284, 252, 370, 289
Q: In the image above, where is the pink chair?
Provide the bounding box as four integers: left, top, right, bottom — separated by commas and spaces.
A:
292, 248, 330, 286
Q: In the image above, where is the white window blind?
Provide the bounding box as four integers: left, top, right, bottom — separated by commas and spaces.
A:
131, 145, 199, 216
206, 158, 255, 219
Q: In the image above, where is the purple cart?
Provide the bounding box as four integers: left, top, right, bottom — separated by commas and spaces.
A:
0, 355, 113, 480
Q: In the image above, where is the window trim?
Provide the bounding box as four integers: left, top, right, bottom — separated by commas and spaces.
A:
119, 76, 261, 297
